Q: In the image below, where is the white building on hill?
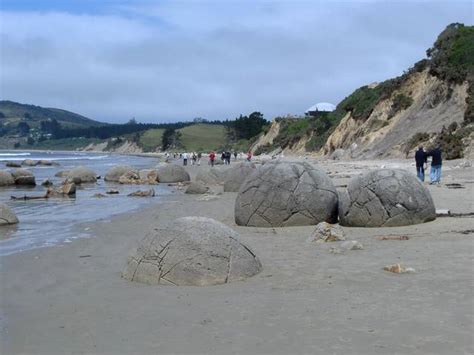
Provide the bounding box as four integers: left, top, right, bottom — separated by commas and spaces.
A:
305, 102, 336, 116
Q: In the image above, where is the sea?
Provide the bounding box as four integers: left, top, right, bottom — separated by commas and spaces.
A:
0, 150, 170, 256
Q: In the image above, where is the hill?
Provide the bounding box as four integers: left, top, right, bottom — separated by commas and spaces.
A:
251, 23, 474, 160
0, 100, 105, 129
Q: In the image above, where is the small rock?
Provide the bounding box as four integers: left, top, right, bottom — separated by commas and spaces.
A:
6, 162, 21, 168
128, 189, 155, 197
330, 240, 363, 254
41, 179, 54, 187
309, 222, 345, 243
106, 189, 120, 194
93, 193, 107, 198
383, 264, 415, 274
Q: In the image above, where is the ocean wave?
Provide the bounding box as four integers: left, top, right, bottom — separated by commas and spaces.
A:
0, 152, 31, 157
0, 155, 109, 162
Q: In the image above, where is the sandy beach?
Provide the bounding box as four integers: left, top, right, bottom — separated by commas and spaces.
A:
1, 157, 473, 355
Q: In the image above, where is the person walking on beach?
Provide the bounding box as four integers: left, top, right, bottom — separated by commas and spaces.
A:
197, 152, 202, 166
182, 152, 188, 166
427, 145, 442, 184
225, 151, 231, 165
415, 146, 427, 182
247, 151, 252, 162
209, 151, 216, 167
191, 152, 197, 166
234, 151, 237, 160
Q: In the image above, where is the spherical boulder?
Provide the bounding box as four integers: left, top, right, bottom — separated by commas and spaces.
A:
195, 167, 226, 185
339, 169, 436, 227
11, 169, 36, 186
0, 170, 15, 186
223, 163, 257, 192
105, 165, 137, 182
185, 181, 209, 194
156, 163, 190, 183
0, 203, 19, 226
235, 161, 338, 227
122, 217, 262, 286
67, 166, 97, 183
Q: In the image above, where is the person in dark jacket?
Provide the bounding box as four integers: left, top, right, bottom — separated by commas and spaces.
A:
415, 146, 427, 182
427, 146, 442, 184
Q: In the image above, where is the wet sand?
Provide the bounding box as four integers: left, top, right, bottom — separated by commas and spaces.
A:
1, 158, 473, 354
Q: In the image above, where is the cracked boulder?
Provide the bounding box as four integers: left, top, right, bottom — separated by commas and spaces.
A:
156, 163, 190, 183
339, 169, 436, 227
122, 217, 262, 286
195, 167, 226, 185
105, 165, 137, 182
235, 161, 338, 227
223, 163, 257, 192
0, 203, 19, 226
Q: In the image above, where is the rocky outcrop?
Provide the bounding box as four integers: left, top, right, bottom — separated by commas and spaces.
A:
339, 169, 436, 227
67, 166, 97, 184
46, 182, 76, 197
223, 163, 257, 192
122, 217, 262, 286
11, 169, 36, 185
128, 189, 155, 197
235, 161, 338, 227
0, 203, 19, 225
156, 164, 190, 183
0, 170, 15, 186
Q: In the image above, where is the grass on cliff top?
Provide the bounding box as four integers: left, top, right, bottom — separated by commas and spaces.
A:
139, 128, 164, 152
177, 124, 227, 152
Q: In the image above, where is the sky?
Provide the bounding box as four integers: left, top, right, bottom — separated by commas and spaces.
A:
0, 0, 472, 123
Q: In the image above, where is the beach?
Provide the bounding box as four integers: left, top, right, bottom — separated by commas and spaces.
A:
1, 157, 473, 354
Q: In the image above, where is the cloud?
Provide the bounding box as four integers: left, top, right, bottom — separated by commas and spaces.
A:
0, 0, 472, 123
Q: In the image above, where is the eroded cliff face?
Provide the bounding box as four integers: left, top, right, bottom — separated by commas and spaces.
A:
250, 120, 281, 154
82, 140, 143, 154
323, 70, 468, 159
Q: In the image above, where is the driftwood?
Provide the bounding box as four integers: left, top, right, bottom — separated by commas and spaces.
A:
11, 193, 48, 200
376, 235, 410, 241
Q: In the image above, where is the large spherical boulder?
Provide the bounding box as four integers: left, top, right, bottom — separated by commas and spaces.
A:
235, 161, 338, 227
122, 217, 262, 286
195, 167, 226, 185
223, 163, 257, 192
11, 169, 36, 186
0, 203, 19, 226
339, 169, 436, 227
67, 166, 97, 183
156, 163, 190, 183
105, 165, 137, 182
0, 170, 15, 186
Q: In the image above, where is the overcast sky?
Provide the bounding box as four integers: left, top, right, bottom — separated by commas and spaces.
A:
0, 0, 472, 123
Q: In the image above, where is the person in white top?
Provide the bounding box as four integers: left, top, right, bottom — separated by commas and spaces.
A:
182, 152, 188, 166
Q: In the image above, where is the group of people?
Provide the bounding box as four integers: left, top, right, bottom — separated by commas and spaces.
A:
176, 152, 202, 166
415, 146, 442, 184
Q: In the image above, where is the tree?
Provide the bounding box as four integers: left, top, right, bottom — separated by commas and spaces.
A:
17, 121, 31, 136
162, 128, 176, 151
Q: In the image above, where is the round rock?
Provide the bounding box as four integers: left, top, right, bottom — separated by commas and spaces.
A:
235, 161, 338, 227
195, 167, 226, 185
67, 166, 97, 183
185, 181, 209, 194
0, 203, 19, 226
339, 169, 436, 227
156, 163, 190, 183
11, 169, 36, 185
0, 170, 15, 186
122, 217, 262, 286
105, 165, 137, 182
223, 163, 257, 192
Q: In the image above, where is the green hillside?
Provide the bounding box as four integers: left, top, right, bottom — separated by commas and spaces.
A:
178, 124, 227, 152
139, 128, 165, 152
0, 100, 105, 129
